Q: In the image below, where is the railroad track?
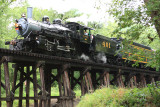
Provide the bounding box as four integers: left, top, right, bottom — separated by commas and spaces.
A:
0, 48, 159, 75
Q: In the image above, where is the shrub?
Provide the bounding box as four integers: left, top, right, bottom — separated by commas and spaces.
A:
77, 83, 160, 107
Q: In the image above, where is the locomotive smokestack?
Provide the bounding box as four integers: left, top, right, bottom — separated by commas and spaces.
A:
27, 7, 33, 18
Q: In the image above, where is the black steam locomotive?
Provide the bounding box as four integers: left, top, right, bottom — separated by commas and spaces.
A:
5, 7, 152, 66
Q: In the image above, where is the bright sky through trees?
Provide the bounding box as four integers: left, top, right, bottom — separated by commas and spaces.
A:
27, 0, 111, 23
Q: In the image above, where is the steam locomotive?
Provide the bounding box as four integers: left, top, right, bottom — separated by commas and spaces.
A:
5, 7, 152, 66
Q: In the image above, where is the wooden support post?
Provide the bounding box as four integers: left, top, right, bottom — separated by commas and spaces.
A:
64, 71, 71, 96
80, 71, 85, 96
58, 68, 63, 97
103, 73, 107, 87
33, 65, 38, 107
129, 77, 134, 88
151, 76, 155, 85
84, 72, 93, 93
70, 70, 74, 90
104, 71, 110, 87
44, 66, 51, 107
64, 65, 74, 107
3, 60, 11, 107
124, 73, 134, 88
100, 72, 104, 87
58, 64, 74, 107
140, 74, 146, 88
57, 68, 63, 107
147, 75, 155, 85
133, 75, 137, 87
86, 72, 93, 92
39, 64, 47, 107
143, 75, 147, 87
91, 71, 97, 89
84, 75, 89, 93
117, 69, 124, 88
116, 74, 121, 87
100, 69, 110, 88
63, 70, 71, 107
130, 77, 134, 88
26, 66, 30, 107
18, 66, 24, 107
81, 67, 93, 94
11, 64, 18, 107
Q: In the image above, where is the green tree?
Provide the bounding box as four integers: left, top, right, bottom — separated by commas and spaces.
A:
107, 0, 160, 69
87, 21, 104, 34
57, 9, 83, 21
144, 0, 160, 38
0, 0, 17, 48
87, 21, 118, 38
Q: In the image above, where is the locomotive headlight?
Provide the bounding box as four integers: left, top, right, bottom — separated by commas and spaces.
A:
15, 23, 19, 27
15, 23, 22, 30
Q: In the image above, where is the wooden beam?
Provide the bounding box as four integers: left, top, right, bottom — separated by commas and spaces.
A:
39, 64, 47, 107
124, 73, 135, 88
3, 60, 11, 107
133, 75, 137, 87
33, 65, 38, 107
1, 82, 6, 90
91, 71, 97, 89
80, 71, 85, 96
0, 56, 7, 65
86, 72, 93, 92
140, 74, 147, 88
18, 66, 24, 107
104, 71, 110, 87
26, 66, 30, 107
80, 67, 91, 95
58, 68, 63, 97
70, 70, 74, 90
11, 64, 18, 107
44, 65, 51, 107
60, 64, 73, 107
13, 71, 41, 91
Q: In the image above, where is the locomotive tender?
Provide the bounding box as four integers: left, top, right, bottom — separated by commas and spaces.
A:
5, 7, 152, 66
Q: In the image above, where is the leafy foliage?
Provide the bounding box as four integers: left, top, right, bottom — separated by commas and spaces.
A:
0, 0, 19, 48
77, 83, 160, 107
87, 21, 118, 37
107, 0, 160, 69
58, 9, 83, 21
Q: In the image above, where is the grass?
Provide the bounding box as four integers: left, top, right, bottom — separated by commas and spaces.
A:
0, 84, 82, 106
0, 84, 61, 106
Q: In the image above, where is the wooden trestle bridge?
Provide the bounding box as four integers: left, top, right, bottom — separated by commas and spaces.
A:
0, 48, 159, 107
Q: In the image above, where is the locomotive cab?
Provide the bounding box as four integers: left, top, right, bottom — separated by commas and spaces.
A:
66, 22, 94, 44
